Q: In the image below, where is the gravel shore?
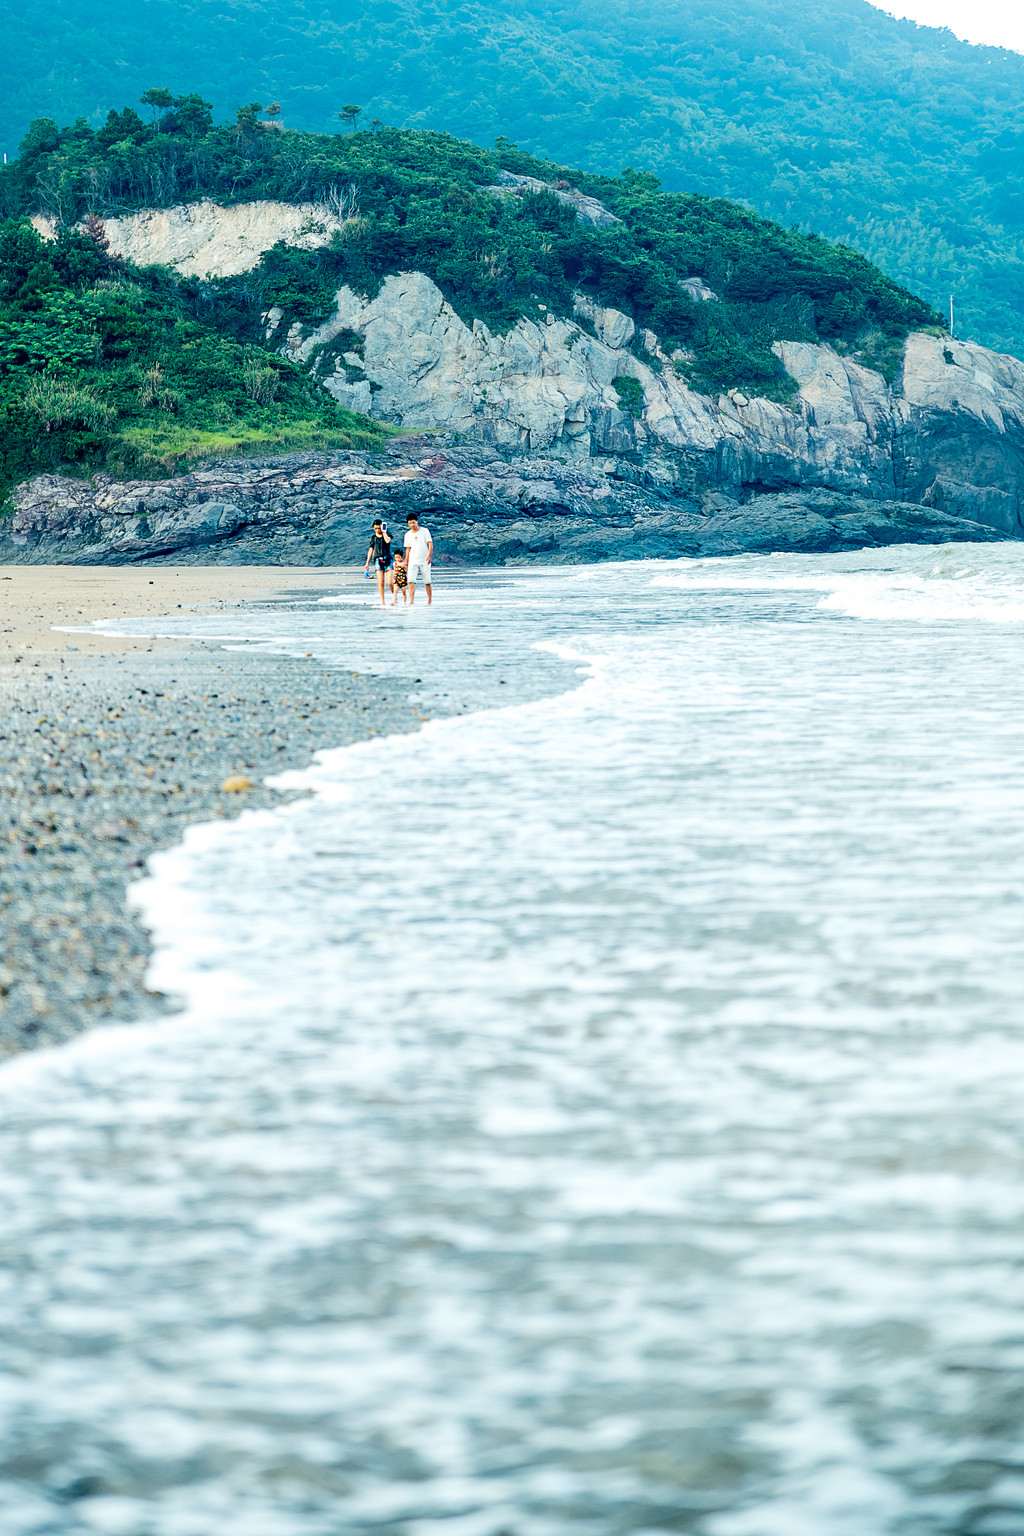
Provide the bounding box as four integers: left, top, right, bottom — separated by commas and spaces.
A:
0, 584, 421, 1055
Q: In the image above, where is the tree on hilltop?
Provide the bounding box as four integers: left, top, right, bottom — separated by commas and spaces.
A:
234, 101, 264, 140
172, 93, 213, 139
139, 88, 174, 131
339, 104, 362, 131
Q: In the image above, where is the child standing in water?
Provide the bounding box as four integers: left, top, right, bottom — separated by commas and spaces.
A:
389, 548, 409, 605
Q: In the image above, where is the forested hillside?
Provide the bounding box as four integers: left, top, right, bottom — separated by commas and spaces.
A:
3, 0, 1023, 356
1, 104, 940, 393
0, 218, 389, 507
0, 104, 943, 503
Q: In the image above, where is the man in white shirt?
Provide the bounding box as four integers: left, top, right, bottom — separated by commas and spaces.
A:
404, 513, 434, 606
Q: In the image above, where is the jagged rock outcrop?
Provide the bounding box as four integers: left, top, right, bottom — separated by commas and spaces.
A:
31, 199, 351, 279
0, 443, 1007, 567
272, 272, 1024, 537
680, 277, 718, 303
482, 170, 622, 228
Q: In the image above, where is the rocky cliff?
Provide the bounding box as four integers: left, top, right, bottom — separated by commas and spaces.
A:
272, 271, 1024, 538
31, 198, 352, 279
12, 195, 1024, 561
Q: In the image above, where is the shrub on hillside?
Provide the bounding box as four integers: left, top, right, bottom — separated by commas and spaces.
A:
0, 218, 391, 507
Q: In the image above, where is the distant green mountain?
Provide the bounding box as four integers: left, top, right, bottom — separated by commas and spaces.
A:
3, 0, 1023, 356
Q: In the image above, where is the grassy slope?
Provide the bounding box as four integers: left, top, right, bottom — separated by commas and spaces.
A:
0, 219, 392, 508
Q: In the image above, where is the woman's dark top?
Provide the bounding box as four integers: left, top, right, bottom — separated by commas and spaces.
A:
369, 531, 392, 567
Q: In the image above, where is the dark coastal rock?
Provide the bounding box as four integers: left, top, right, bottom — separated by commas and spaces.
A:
685, 489, 1012, 555
0, 442, 1009, 567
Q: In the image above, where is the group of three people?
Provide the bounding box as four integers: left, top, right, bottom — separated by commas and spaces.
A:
364, 512, 433, 608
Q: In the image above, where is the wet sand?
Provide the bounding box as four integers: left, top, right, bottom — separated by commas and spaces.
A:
0, 566, 418, 1053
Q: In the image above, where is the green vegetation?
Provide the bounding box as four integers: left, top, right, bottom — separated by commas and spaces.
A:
0, 218, 391, 508
0, 101, 940, 418
612, 376, 645, 419
1, 0, 1021, 354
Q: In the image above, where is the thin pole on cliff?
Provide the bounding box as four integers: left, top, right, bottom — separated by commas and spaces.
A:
949, 295, 955, 340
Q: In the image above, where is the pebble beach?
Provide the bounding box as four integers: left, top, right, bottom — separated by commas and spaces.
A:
0, 565, 419, 1054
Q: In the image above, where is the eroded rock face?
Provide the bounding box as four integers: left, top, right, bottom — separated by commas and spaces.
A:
275, 273, 1024, 536
482, 171, 621, 228
680, 277, 718, 303
31, 200, 350, 279
282, 274, 652, 454
894, 335, 1024, 532
0, 444, 1008, 567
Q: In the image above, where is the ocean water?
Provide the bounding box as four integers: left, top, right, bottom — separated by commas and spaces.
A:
4, 546, 1024, 1534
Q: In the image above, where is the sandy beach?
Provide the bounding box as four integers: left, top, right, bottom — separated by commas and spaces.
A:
0, 563, 352, 660
0, 564, 418, 1054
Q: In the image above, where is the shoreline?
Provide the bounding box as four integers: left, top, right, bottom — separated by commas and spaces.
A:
0, 565, 421, 1055
0, 562, 352, 660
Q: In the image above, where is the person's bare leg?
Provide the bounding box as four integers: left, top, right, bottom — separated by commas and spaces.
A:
377, 569, 387, 606
425, 582, 432, 607
408, 581, 416, 607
